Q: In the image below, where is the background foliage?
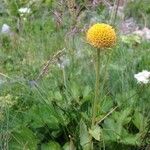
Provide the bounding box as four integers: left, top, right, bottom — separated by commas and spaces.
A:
0, 0, 150, 150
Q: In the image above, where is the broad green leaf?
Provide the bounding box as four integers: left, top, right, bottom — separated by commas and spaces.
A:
102, 108, 143, 146
103, 108, 132, 141
71, 82, 80, 99
112, 108, 131, 138
41, 141, 62, 150
89, 125, 101, 141
103, 118, 118, 142
24, 104, 60, 129
54, 91, 63, 100
83, 86, 91, 98
115, 90, 137, 107
9, 127, 38, 150
63, 142, 76, 150
133, 111, 148, 132
114, 107, 131, 125
79, 119, 91, 150
121, 133, 141, 146
101, 97, 113, 113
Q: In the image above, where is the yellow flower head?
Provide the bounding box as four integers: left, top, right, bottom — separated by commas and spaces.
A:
86, 23, 116, 48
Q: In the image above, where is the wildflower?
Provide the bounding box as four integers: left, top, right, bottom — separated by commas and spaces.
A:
1, 24, 10, 34
134, 70, 150, 84
18, 7, 31, 14
86, 23, 116, 48
86, 23, 117, 146
134, 27, 150, 40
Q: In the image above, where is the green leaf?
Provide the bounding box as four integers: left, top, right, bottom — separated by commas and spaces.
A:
121, 35, 141, 45
71, 82, 80, 99
114, 107, 132, 125
24, 104, 60, 129
103, 118, 118, 142
41, 141, 62, 150
89, 125, 101, 141
133, 111, 148, 132
103, 108, 132, 142
9, 127, 38, 150
63, 142, 76, 150
114, 108, 131, 137
121, 133, 141, 146
54, 91, 63, 100
83, 86, 91, 98
101, 96, 113, 113
79, 119, 91, 150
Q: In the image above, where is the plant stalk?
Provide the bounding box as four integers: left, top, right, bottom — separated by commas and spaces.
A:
90, 49, 100, 150
92, 49, 100, 127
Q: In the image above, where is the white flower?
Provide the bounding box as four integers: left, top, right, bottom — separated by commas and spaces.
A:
1, 24, 10, 34
133, 27, 150, 40
18, 7, 31, 14
134, 70, 150, 84
143, 27, 150, 40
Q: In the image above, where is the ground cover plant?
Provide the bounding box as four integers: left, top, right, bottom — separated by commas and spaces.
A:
0, 0, 150, 150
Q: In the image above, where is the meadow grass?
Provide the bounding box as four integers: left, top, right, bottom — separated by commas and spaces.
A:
0, 1, 150, 150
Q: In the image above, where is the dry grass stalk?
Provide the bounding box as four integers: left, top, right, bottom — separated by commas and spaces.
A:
36, 49, 66, 80
66, 0, 77, 21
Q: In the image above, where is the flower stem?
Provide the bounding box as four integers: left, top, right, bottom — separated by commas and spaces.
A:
92, 49, 100, 127
90, 49, 100, 150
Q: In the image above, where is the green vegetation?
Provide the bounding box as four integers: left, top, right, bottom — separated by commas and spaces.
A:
0, 0, 150, 150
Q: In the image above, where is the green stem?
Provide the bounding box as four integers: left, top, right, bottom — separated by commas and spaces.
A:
90, 49, 100, 150
92, 49, 100, 127
62, 67, 67, 88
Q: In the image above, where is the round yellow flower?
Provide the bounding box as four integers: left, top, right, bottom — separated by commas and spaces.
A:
86, 23, 116, 48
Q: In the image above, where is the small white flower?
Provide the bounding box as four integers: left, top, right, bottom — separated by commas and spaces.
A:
18, 7, 31, 14
1, 24, 10, 34
133, 27, 150, 40
134, 70, 150, 84
143, 27, 150, 40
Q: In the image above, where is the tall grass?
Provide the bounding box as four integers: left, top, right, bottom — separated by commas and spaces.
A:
0, 0, 150, 150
